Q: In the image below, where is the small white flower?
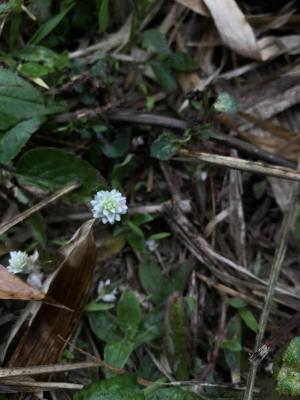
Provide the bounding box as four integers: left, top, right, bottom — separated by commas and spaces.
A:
97, 279, 118, 303
7, 250, 40, 275
97, 279, 110, 294
27, 271, 44, 290
146, 239, 158, 252
90, 189, 128, 224
102, 292, 117, 302
7, 251, 29, 274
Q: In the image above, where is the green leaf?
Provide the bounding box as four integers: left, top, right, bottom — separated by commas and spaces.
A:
138, 259, 163, 304
135, 308, 162, 344
0, 1, 14, 14
17, 46, 69, 71
148, 232, 171, 241
146, 96, 154, 112
142, 29, 168, 53
127, 221, 145, 238
28, 212, 47, 247
16, 148, 104, 202
223, 315, 242, 383
276, 367, 300, 397
127, 232, 145, 253
132, 213, 154, 226
87, 312, 123, 344
18, 62, 50, 78
73, 373, 144, 400
98, 0, 109, 33
104, 340, 135, 377
227, 297, 246, 309
213, 92, 238, 115
164, 263, 192, 300
239, 307, 258, 333
146, 387, 200, 400
220, 339, 242, 352
111, 153, 134, 185
150, 61, 177, 92
164, 293, 191, 380
0, 117, 43, 163
85, 302, 114, 312
0, 69, 46, 130
276, 337, 300, 396
138, 354, 161, 382
117, 289, 141, 338
150, 132, 179, 161
28, 3, 75, 45
282, 337, 300, 369
170, 51, 197, 72
101, 130, 131, 159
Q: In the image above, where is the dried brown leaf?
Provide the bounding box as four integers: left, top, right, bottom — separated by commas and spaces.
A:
7, 219, 97, 368
0, 266, 46, 301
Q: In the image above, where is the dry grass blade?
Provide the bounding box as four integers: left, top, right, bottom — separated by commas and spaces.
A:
164, 203, 300, 308
0, 361, 104, 378
0, 379, 83, 393
69, 15, 132, 58
0, 182, 80, 236
178, 149, 300, 181
7, 219, 96, 369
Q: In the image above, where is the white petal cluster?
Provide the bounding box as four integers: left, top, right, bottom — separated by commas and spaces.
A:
90, 189, 128, 224
7, 251, 29, 274
7, 250, 43, 289
97, 279, 118, 302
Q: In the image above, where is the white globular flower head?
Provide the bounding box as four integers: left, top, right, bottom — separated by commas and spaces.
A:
90, 189, 128, 224
7, 250, 40, 275
7, 251, 29, 274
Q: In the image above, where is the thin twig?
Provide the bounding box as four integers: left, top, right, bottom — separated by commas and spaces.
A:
243, 164, 300, 400
47, 199, 192, 224
178, 149, 300, 182
53, 109, 295, 168
0, 182, 80, 236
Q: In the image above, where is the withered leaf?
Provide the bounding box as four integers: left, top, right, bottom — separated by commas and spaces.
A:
7, 219, 97, 368
0, 265, 46, 301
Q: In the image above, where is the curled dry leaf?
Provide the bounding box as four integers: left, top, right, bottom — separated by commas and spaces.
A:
0, 265, 46, 302
7, 219, 97, 369
177, 0, 299, 61
202, 0, 261, 60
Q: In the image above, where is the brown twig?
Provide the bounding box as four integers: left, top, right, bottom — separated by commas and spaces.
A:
0, 182, 80, 236
178, 149, 300, 182
53, 109, 295, 168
